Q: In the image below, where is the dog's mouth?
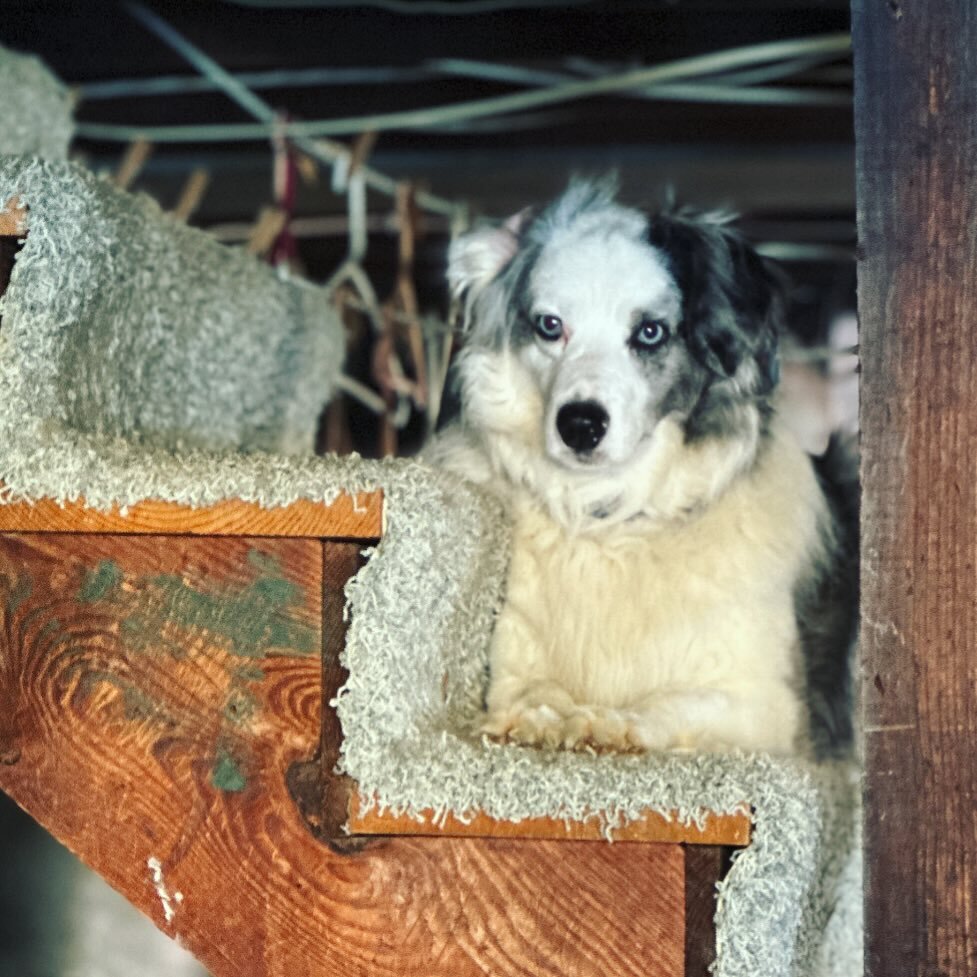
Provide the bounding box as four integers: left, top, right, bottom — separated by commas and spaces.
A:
547, 445, 608, 470
545, 436, 649, 478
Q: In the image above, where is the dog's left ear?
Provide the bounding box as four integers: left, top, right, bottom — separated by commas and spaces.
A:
648, 214, 782, 394
447, 210, 530, 314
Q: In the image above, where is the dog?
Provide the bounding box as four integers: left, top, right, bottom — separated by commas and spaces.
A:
428, 178, 856, 758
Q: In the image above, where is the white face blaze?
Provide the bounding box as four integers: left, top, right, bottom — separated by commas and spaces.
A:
521, 227, 683, 471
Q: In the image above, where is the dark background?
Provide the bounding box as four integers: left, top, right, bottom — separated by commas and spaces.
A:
3, 0, 855, 324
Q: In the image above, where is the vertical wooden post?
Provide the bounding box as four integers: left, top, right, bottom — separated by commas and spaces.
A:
853, 3, 977, 974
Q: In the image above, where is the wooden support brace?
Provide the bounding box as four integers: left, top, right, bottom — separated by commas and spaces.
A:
854, 1, 977, 972
0, 529, 728, 976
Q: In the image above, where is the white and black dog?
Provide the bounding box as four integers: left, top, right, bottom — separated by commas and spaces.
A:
430, 178, 856, 758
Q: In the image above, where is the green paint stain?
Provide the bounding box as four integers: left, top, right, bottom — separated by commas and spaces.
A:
4, 574, 32, 616
211, 751, 247, 792
125, 549, 317, 659
246, 549, 281, 575
234, 664, 266, 682
69, 667, 163, 723
107, 549, 315, 662
223, 688, 256, 725
143, 575, 314, 658
253, 575, 299, 605
39, 618, 61, 641
78, 560, 123, 603
68, 548, 310, 749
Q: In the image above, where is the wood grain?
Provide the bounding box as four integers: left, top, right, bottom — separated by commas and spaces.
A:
0, 488, 383, 539
0, 196, 27, 237
683, 846, 725, 977
287, 540, 362, 845
347, 792, 751, 846
0, 532, 689, 976
854, 2, 977, 974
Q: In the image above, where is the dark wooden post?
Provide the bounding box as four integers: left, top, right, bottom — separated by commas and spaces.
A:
853, 2, 977, 974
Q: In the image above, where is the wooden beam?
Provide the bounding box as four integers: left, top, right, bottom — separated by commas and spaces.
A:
854, 2, 977, 974
684, 846, 726, 977
0, 532, 689, 976
0, 488, 383, 539
346, 792, 752, 847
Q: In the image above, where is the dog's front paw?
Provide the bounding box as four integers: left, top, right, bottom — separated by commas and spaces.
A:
482, 702, 569, 749
483, 702, 644, 753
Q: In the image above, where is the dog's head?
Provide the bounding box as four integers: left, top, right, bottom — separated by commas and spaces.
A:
449, 178, 783, 476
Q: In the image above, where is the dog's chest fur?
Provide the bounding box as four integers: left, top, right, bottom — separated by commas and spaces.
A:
485, 424, 827, 754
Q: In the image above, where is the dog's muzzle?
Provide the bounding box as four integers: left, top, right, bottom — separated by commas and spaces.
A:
556, 400, 609, 454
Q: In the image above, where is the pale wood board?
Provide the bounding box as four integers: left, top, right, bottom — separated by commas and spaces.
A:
348, 791, 752, 846
0, 488, 383, 539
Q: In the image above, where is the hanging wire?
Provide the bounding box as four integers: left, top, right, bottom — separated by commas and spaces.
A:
124, 2, 443, 428
755, 242, 854, 263
80, 65, 438, 100
124, 2, 460, 218
75, 31, 852, 144
434, 56, 851, 107
564, 52, 842, 89
79, 51, 847, 104
223, 0, 599, 12
119, 8, 854, 265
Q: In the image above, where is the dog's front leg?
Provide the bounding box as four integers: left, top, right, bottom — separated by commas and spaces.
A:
480, 608, 644, 752
480, 604, 567, 747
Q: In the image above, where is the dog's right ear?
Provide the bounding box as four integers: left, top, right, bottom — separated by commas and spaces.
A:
648, 212, 783, 396
448, 210, 529, 323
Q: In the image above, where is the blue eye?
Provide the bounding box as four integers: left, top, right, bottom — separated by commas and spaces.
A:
533, 314, 564, 341
631, 318, 669, 351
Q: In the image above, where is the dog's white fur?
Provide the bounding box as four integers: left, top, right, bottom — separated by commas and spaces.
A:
430, 183, 839, 756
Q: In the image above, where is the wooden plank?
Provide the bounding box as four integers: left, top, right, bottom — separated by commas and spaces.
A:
318, 542, 363, 837
0, 532, 688, 976
0, 196, 27, 237
287, 540, 362, 844
683, 846, 725, 977
347, 792, 752, 847
0, 488, 383, 539
853, 2, 977, 975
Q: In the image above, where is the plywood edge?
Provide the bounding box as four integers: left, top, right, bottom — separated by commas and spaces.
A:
0, 196, 27, 237
346, 791, 752, 846
0, 487, 384, 539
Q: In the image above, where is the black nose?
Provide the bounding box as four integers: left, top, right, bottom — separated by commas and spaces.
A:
556, 400, 609, 453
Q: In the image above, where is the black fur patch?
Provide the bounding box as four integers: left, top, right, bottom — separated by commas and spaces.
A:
795, 434, 859, 757
646, 213, 783, 397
